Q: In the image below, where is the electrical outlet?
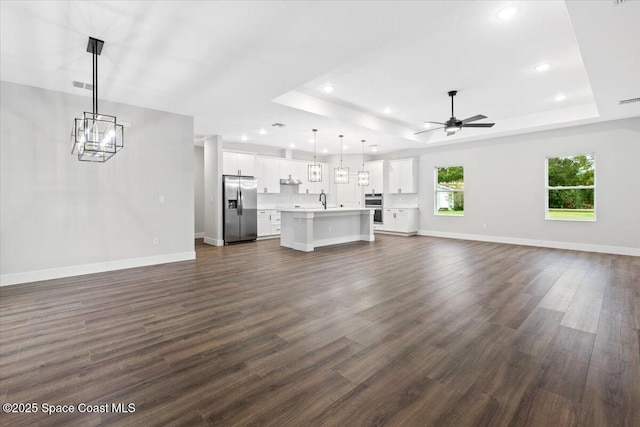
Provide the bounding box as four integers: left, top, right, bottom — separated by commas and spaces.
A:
159, 195, 165, 204
482, 224, 487, 229
153, 237, 159, 245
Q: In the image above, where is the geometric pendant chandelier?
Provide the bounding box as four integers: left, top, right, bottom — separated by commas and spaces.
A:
357, 139, 370, 186
308, 128, 322, 182
71, 37, 124, 162
334, 134, 349, 184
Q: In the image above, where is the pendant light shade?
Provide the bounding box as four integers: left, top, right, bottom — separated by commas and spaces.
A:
71, 37, 124, 162
358, 139, 369, 186
334, 135, 349, 184
308, 128, 322, 182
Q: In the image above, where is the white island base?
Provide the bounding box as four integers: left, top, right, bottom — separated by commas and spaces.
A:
280, 208, 374, 252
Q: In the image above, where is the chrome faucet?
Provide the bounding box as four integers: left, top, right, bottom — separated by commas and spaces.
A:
319, 190, 327, 210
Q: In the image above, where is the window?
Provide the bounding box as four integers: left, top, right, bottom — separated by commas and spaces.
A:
546, 154, 595, 221
435, 166, 464, 216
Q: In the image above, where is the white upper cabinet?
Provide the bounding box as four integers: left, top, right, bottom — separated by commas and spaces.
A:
387, 158, 418, 194
256, 157, 281, 194
223, 152, 256, 177
297, 161, 312, 194
364, 160, 384, 194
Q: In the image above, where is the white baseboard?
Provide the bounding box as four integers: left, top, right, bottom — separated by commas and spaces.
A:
417, 230, 640, 257
257, 234, 280, 240
203, 237, 224, 246
0, 251, 196, 287
375, 230, 417, 237
290, 242, 314, 252
194, 232, 205, 239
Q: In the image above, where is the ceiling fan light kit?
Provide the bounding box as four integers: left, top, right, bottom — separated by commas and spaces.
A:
415, 90, 495, 137
71, 37, 124, 162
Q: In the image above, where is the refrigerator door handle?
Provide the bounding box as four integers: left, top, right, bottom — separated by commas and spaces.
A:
238, 188, 243, 216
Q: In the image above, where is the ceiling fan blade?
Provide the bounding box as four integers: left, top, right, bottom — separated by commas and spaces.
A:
461, 114, 487, 124
461, 123, 495, 128
425, 121, 445, 125
414, 126, 444, 135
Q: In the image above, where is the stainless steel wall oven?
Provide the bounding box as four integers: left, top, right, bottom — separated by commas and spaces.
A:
365, 193, 383, 224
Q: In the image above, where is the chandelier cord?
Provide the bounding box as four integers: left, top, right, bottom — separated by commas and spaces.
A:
93, 43, 98, 115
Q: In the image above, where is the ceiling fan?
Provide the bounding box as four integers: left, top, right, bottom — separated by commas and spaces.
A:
415, 90, 495, 136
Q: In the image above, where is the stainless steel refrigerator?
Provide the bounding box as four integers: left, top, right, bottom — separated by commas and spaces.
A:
223, 175, 257, 244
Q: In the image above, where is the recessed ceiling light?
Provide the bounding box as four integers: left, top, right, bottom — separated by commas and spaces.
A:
497, 5, 519, 20
343, 145, 348, 150
258, 128, 266, 135
383, 107, 392, 114
290, 143, 295, 148
241, 135, 248, 141
371, 147, 378, 152
554, 94, 567, 102
423, 123, 431, 128
535, 63, 551, 72
322, 148, 328, 153
322, 84, 334, 94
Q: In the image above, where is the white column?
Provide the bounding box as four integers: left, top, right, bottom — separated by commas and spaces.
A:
204, 135, 224, 246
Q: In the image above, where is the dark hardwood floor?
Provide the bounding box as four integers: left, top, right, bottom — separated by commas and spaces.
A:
1, 235, 638, 426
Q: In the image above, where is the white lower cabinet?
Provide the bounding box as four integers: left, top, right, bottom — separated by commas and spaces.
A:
258, 210, 281, 237
270, 211, 281, 235
381, 208, 418, 234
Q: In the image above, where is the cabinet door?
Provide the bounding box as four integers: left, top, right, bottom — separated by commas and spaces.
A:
394, 210, 409, 232
399, 159, 417, 193
387, 161, 401, 194
297, 162, 311, 194
223, 152, 237, 176
270, 211, 281, 235
257, 211, 271, 237
237, 153, 256, 177
383, 208, 395, 231
265, 158, 281, 193
223, 152, 256, 177
255, 157, 268, 193
366, 161, 384, 194
388, 159, 417, 193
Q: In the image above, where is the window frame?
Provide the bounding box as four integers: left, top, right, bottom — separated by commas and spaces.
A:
545, 153, 596, 222
434, 165, 464, 217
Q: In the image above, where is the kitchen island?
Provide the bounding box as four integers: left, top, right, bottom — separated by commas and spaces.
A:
280, 208, 374, 252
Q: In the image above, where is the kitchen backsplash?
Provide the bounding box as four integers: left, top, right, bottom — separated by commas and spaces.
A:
385, 193, 419, 207
258, 185, 324, 208
258, 185, 420, 209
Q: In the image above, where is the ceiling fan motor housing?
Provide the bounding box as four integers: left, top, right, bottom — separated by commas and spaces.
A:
445, 118, 462, 132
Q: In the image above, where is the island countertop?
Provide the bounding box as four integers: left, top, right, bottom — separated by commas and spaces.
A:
280, 208, 374, 252
279, 207, 373, 213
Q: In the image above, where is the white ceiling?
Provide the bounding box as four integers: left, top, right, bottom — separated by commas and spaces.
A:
1, 1, 639, 155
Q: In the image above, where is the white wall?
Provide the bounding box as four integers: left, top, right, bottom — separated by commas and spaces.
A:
417, 117, 640, 254
194, 146, 204, 236
0, 81, 195, 285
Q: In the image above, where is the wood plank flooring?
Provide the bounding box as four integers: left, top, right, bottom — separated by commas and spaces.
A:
1, 235, 638, 426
